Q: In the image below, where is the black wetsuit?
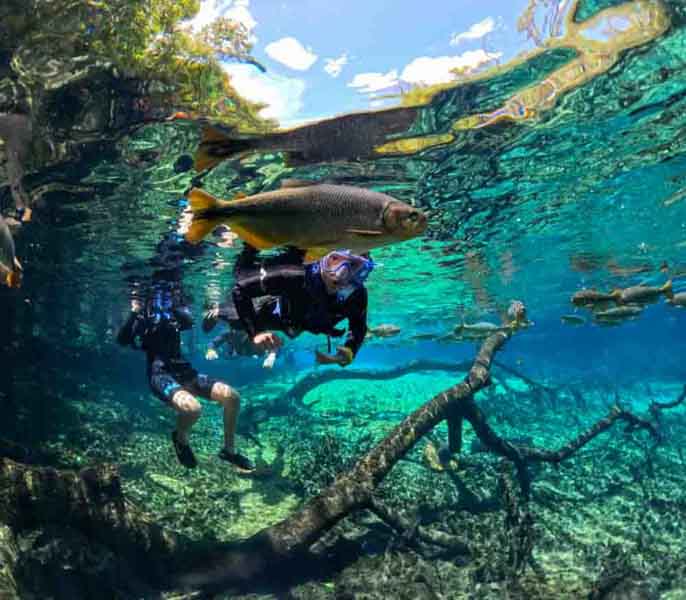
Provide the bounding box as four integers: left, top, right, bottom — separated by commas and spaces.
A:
215, 245, 368, 358
117, 232, 218, 403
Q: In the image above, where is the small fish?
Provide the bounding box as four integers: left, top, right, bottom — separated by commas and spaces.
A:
571, 288, 617, 306
613, 280, 672, 304
410, 332, 441, 341
184, 180, 427, 258
593, 304, 644, 320
368, 324, 401, 338
561, 314, 586, 325
0, 215, 22, 288
667, 292, 686, 307
454, 321, 508, 339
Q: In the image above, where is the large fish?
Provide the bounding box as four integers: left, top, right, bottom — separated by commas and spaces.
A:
184, 180, 428, 257
194, 108, 419, 171
0, 215, 22, 288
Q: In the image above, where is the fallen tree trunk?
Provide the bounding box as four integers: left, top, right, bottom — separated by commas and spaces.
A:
2, 326, 679, 595
0, 524, 19, 600
0, 458, 202, 585
177, 333, 511, 592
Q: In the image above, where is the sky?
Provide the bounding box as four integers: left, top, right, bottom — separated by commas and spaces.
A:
186, 0, 549, 127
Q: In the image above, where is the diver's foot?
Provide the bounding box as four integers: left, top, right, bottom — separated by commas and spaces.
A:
172, 430, 197, 469
218, 448, 254, 472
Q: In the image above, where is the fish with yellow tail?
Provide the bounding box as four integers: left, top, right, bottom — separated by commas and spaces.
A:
184, 180, 428, 258
0, 215, 22, 288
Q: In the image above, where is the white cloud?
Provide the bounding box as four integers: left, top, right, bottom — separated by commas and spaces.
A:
347, 69, 399, 94
265, 37, 318, 71
186, 0, 257, 40
348, 49, 500, 97
450, 17, 496, 46
401, 50, 501, 86
223, 64, 305, 123
324, 53, 348, 78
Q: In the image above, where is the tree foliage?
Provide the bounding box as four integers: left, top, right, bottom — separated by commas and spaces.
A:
19, 0, 274, 130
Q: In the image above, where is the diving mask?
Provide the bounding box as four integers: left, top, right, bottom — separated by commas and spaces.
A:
320, 250, 375, 288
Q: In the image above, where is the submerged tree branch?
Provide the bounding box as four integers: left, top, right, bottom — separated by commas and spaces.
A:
284, 359, 467, 407
177, 332, 511, 592
368, 496, 470, 555
0, 458, 202, 585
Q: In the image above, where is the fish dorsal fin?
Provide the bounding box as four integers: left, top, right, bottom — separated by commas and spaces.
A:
280, 179, 318, 189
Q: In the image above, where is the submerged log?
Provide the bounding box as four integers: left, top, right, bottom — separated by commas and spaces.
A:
0, 524, 19, 600
177, 332, 511, 592
285, 359, 467, 407
0, 459, 200, 585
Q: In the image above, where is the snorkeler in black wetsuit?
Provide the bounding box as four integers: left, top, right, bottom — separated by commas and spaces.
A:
203, 244, 373, 366
117, 228, 253, 471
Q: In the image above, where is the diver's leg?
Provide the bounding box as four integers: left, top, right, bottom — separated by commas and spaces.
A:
169, 389, 202, 445
149, 360, 201, 468
210, 381, 241, 452
190, 375, 254, 470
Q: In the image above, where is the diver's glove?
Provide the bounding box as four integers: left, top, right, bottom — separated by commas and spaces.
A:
315, 346, 353, 367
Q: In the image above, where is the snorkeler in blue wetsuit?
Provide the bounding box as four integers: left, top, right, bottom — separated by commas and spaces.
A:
117, 228, 253, 472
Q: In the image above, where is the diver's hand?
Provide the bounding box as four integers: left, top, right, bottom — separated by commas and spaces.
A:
252, 332, 282, 352
262, 351, 277, 369
315, 347, 353, 367
205, 348, 219, 360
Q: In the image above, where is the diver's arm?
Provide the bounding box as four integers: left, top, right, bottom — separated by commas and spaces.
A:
116, 311, 139, 346
316, 288, 368, 366
209, 331, 232, 351
173, 305, 194, 330
206, 330, 232, 360
116, 299, 144, 346
342, 288, 368, 359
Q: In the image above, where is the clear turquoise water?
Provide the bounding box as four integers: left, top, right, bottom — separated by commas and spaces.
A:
2, 0, 686, 597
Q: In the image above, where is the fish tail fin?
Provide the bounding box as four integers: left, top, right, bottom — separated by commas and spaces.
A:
185, 218, 223, 245
662, 279, 674, 299
185, 188, 226, 243
187, 188, 220, 215
6, 270, 21, 289
195, 126, 255, 171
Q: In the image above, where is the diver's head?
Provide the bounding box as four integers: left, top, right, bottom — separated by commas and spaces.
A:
320, 250, 374, 295
382, 202, 427, 239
